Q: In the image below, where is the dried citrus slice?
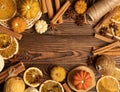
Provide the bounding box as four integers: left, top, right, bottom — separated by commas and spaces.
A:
0, 33, 12, 49
0, 36, 19, 59
96, 76, 119, 92
111, 6, 120, 23
0, 0, 16, 21
39, 80, 64, 92
23, 67, 43, 87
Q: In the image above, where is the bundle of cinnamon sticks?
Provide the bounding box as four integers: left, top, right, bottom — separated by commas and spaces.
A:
93, 34, 120, 56
0, 62, 25, 84
40, 0, 71, 24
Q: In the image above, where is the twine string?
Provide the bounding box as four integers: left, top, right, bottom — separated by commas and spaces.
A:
85, 0, 120, 25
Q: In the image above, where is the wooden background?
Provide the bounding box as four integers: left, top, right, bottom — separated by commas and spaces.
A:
1, 0, 120, 92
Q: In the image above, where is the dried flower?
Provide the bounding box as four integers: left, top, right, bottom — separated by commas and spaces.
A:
74, 0, 87, 14
75, 15, 85, 26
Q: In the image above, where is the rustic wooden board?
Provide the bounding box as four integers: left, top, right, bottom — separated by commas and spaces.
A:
0, 22, 105, 92
1, 0, 120, 92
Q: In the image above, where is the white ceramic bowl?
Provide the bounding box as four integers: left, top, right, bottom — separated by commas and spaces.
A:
0, 55, 4, 72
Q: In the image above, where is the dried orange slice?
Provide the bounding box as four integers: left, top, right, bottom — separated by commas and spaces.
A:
96, 76, 119, 92
39, 80, 64, 92
0, 34, 19, 60
0, 33, 11, 49
111, 6, 120, 23
0, 0, 16, 21
23, 67, 43, 87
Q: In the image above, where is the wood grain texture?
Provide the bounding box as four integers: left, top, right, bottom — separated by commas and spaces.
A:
1, 0, 120, 92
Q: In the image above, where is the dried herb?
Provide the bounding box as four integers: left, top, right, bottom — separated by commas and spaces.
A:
75, 15, 85, 26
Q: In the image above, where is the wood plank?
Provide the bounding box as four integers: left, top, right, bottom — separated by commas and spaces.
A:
10, 48, 91, 64
46, 23, 94, 35
20, 34, 106, 52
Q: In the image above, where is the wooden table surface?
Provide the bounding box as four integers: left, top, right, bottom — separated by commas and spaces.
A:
1, 0, 120, 92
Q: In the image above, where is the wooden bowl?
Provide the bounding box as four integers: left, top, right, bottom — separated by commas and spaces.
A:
67, 66, 96, 92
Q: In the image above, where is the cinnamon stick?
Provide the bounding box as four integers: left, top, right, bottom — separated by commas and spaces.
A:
51, 0, 71, 24
103, 51, 120, 56
94, 7, 118, 33
95, 34, 114, 43
108, 48, 120, 52
0, 62, 25, 84
41, 0, 47, 14
45, 0, 54, 19
54, 0, 63, 24
92, 41, 120, 56
62, 82, 72, 92
0, 25, 22, 40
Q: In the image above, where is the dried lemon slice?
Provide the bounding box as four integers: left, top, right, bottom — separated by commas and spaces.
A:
39, 80, 64, 92
96, 76, 119, 92
23, 67, 43, 87
111, 6, 120, 23
0, 0, 16, 21
0, 36, 19, 59
0, 33, 12, 49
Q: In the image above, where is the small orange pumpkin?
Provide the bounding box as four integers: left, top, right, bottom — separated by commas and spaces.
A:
10, 17, 27, 33
72, 70, 92, 90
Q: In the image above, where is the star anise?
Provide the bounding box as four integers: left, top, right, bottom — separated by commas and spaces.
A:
65, 7, 76, 19
99, 27, 108, 35
85, 0, 97, 7
48, 23, 57, 31
109, 23, 118, 31
75, 15, 85, 26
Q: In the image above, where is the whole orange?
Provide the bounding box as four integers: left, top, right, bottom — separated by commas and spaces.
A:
10, 17, 27, 33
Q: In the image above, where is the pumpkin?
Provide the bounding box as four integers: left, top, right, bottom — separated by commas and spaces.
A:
72, 70, 92, 90
50, 66, 66, 82
4, 77, 25, 92
19, 0, 41, 19
10, 17, 27, 33
74, 0, 87, 14
35, 20, 48, 34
